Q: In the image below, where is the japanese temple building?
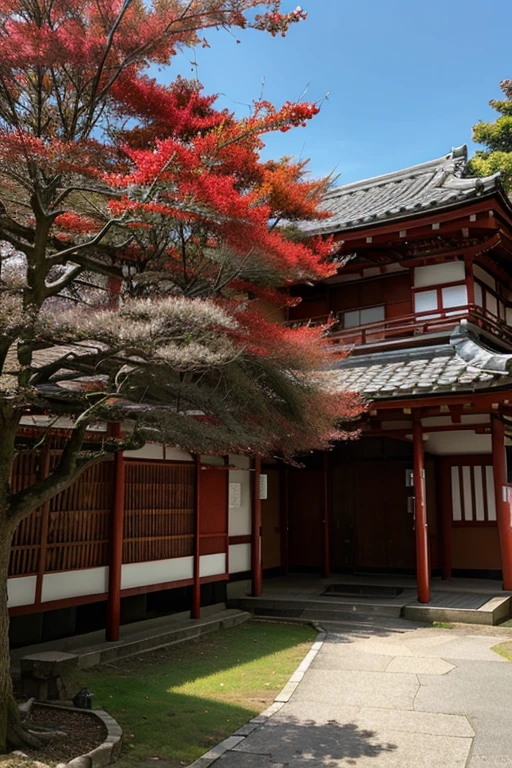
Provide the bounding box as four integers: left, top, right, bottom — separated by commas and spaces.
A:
260, 145, 512, 604
9, 144, 512, 645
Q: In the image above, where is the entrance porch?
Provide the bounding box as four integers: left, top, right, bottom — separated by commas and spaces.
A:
233, 573, 512, 626
257, 411, 512, 609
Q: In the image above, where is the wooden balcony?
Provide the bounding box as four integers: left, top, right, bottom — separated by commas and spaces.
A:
288, 305, 512, 348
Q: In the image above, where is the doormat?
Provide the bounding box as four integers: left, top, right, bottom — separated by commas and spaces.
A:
322, 584, 403, 598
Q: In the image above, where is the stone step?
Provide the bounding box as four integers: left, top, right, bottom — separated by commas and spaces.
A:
234, 597, 403, 621
12, 609, 251, 673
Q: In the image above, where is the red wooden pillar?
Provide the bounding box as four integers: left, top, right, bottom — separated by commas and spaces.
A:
251, 456, 262, 597
322, 452, 331, 578
491, 416, 512, 590
279, 465, 289, 576
192, 455, 201, 619
106, 450, 125, 641
413, 419, 430, 603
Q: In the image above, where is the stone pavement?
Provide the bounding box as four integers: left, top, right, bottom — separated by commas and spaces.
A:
206, 617, 512, 767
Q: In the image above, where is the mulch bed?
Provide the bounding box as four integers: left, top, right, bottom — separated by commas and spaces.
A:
20, 706, 106, 765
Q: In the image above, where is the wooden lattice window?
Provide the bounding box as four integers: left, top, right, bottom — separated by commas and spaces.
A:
123, 461, 195, 564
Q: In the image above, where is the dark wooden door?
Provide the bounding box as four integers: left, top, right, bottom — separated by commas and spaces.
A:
352, 460, 416, 571
288, 469, 323, 570
261, 468, 281, 570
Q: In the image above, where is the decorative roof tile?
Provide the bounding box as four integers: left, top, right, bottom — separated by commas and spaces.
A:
325, 324, 512, 400
302, 146, 504, 236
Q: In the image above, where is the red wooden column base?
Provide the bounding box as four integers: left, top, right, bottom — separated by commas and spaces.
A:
192, 455, 201, 620
106, 450, 125, 642
413, 419, 431, 604
491, 417, 512, 590
251, 456, 262, 597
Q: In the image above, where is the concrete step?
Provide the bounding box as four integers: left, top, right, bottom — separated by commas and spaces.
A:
12, 609, 251, 671
234, 597, 403, 621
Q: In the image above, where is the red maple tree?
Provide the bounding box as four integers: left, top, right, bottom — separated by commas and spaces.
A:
0, 1, 361, 748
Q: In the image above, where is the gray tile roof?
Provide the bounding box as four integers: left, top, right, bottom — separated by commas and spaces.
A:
325, 325, 512, 400
303, 145, 504, 236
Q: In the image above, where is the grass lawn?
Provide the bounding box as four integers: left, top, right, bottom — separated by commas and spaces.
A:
492, 640, 512, 661
65, 620, 315, 768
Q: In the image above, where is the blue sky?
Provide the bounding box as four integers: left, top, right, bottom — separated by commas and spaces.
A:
171, 0, 512, 186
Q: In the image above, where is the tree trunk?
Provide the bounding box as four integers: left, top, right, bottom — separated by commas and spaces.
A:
0, 522, 43, 752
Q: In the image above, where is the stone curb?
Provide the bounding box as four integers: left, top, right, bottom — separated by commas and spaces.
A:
186, 620, 326, 768
36, 703, 123, 768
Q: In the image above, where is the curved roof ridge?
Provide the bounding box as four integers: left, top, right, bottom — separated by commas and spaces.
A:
324, 145, 468, 198
301, 144, 506, 235
451, 322, 512, 373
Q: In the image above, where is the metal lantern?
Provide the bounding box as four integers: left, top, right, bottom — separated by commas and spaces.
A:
72, 687, 93, 709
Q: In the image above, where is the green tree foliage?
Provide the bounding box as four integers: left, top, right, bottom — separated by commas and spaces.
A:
469, 80, 512, 192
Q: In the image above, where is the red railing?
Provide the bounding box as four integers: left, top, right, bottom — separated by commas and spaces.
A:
287, 305, 512, 347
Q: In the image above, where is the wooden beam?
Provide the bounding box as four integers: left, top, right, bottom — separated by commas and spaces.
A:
413, 419, 430, 603
106, 450, 125, 642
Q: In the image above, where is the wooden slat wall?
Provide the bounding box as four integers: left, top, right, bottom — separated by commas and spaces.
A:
123, 462, 195, 564
9, 450, 114, 577
10, 451, 42, 577
45, 460, 113, 572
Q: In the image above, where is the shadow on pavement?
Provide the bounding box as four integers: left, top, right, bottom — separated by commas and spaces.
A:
225, 717, 397, 767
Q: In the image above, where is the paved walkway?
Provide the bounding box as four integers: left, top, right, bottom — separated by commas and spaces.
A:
210, 617, 512, 767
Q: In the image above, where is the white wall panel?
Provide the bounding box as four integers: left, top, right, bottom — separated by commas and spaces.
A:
229, 543, 251, 574
41, 567, 108, 602
121, 557, 193, 590
474, 264, 496, 290
165, 447, 193, 462
228, 468, 251, 536
199, 553, 226, 578
229, 454, 250, 470
8, 576, 36, 607
414, 261, 465, 288
426, 431, 492, 455
125, 442, 164, 460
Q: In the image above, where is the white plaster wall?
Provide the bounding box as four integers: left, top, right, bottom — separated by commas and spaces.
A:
229, 543, 251, 574
422, 414, 490, 428
228, 468, 251, 536
474, 264, 496, 290
165, 447, 193, 462
414, 261, 465, 288
199, 553, 226, 578
41, 567, 108, 603
121, 557, 193, 590
8, 576, 36, 607
425, 430, 492, 456
125, 442, 164, 460
229, 454, 250, 470
200, 455, 225, 466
